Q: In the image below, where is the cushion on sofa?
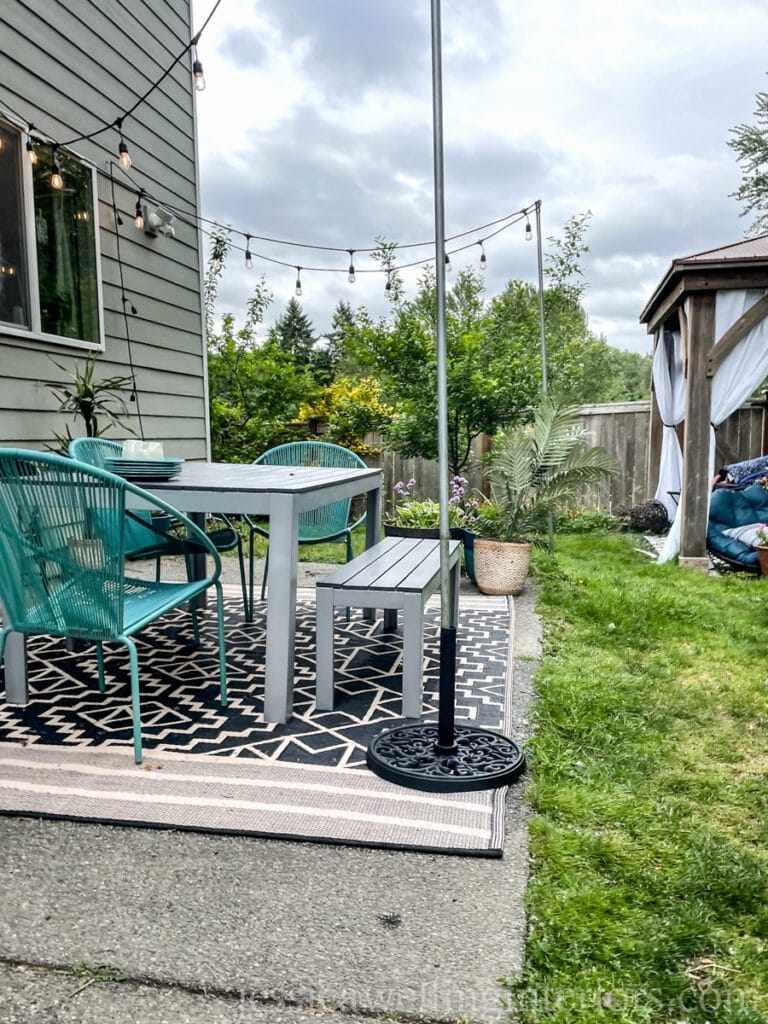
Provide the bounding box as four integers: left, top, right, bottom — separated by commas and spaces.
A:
707, 484, 768, 570
722, 522, 766, 547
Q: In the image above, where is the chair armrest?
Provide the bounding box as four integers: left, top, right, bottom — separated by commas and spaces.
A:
122, 480, 222, 583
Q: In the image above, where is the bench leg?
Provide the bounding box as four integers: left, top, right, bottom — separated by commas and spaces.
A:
315, 588, 336, 710
451, 554, 460, 625
383, 608, 398, 632
401, 593, 424, 718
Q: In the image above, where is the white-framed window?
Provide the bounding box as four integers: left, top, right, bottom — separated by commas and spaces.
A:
0, 117, 104, 349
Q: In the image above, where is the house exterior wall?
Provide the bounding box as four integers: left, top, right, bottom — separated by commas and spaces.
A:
0, 0, 209, 457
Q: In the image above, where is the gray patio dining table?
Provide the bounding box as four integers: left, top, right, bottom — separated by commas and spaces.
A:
4, 460, 382, 725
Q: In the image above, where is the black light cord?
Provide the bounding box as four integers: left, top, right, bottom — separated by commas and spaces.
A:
18, 0, 222, 152
108, 167, 144, 439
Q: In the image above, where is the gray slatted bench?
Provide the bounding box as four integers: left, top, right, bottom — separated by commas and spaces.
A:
315, 536, 461, 718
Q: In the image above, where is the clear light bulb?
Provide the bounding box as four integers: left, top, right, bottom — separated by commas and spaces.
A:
348, 264, 356, 283
444, 254, 452, 272
51, 164, 63, 190
525, 221, 533, 241
480, 252, 487, 271
134, 203, 144, 230
118, 139, 132, 170
193, 60, 206, 92
26, 140, 38, 164
245, 251, 253, 269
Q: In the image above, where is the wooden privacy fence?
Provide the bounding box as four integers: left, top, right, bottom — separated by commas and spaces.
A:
363, 400, 766, 515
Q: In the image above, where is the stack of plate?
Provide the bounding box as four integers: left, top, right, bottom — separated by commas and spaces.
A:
105, 457, 184, 481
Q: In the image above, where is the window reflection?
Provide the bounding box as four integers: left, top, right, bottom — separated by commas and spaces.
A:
33, 148, 99, 342
0, 124, 30, 328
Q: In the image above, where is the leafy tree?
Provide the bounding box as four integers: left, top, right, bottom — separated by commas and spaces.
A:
203, 228, 232, 338
208, 317, 312, 463
345, 267, 542, 474
268, 297, 316, 369
295, 377, 393, 456
728, 78, 768, 234
574, 338, 652, 403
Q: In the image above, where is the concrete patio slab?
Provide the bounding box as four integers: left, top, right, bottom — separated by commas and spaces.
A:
0, 578, 539, 1024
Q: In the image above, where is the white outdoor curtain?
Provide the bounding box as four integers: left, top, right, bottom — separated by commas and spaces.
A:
659, 288, 768, 562
652, 328, 685, 520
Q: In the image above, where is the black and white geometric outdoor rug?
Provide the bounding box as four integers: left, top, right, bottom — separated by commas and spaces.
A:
0, 592, 518, 855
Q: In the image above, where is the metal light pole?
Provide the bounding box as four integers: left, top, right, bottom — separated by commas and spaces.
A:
366, 0, 525, 792
533, 199, 554, 554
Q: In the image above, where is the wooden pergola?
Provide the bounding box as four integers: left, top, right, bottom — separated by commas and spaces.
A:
640, 236, 768, 569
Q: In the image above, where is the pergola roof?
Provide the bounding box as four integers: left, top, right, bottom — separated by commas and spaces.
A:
639, 233, 768, 333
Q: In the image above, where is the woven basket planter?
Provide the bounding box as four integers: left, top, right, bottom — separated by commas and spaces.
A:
473, 538, 533, 595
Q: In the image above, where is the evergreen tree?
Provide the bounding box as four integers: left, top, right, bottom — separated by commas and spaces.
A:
268, 298, 316, 369
728, 77, 768, 235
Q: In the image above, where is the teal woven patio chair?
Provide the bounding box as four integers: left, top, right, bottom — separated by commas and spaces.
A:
0, 449, 227, 763
246, 441, 367, 614
69, 438, 249, 617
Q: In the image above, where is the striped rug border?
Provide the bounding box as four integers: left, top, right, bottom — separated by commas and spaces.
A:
0, 591, 515, 856
0, 743, 508, 856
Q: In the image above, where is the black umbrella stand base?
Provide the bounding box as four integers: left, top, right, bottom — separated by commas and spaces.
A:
366, 722, 525, 793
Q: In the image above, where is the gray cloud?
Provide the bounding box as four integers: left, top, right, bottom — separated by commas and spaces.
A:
195, 0, 768, 354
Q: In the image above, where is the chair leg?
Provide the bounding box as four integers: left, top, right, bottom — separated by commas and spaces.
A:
248, 530, 257, 619
234, 533, 250, 622
261, 543, 270, 601
214, 580, 228, 706
190, 603, 201, 647
124, 637, 143, 764
96, 643, 106, 692
155, 556, 162, 583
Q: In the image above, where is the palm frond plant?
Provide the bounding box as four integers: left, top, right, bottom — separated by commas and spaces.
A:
45, 357, 135, 454
473, 399, 616, 593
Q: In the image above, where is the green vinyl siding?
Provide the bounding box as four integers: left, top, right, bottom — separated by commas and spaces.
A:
0, 0, 208, 459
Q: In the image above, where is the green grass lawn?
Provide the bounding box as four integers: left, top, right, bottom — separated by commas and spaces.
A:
504, 532, 768, 1024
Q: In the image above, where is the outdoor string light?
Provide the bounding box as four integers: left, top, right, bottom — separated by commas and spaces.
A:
25, 124, 38, 164
525, 217, 533, 241
116, 120, 131, 170
134, 191, 144, 229
295, 267, 302, 296
192, 47, 206, 92
444, 253, 452, 272
347, 249, 356, 283
245, 235, 253, 269
478, 240, 487, 270
385, 270, 392, 294
49, 145, 63, 189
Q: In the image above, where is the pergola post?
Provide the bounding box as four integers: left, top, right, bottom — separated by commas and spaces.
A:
679, 292, 715, 569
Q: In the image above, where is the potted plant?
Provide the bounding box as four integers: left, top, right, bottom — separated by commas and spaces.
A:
384, 475, 481, 579
755, 523, 768, 575
473, 399, 616, 595
45, 356, 135, 455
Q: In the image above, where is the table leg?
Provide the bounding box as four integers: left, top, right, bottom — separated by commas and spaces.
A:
4, 631, 29, 705
189, 512, 208, 610
363, 483, 381, 622
263, 493, 299, 723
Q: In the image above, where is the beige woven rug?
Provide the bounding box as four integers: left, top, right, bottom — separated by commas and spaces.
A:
0, 592, 515, 855
0, 742, 508, 855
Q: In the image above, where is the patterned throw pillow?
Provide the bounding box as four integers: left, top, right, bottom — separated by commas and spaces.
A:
722, 522, 766, 547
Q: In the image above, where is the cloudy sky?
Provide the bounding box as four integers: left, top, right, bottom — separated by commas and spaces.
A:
190, 0, 768, 354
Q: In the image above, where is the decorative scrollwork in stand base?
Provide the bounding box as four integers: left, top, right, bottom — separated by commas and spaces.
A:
366, 723, 525, 793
